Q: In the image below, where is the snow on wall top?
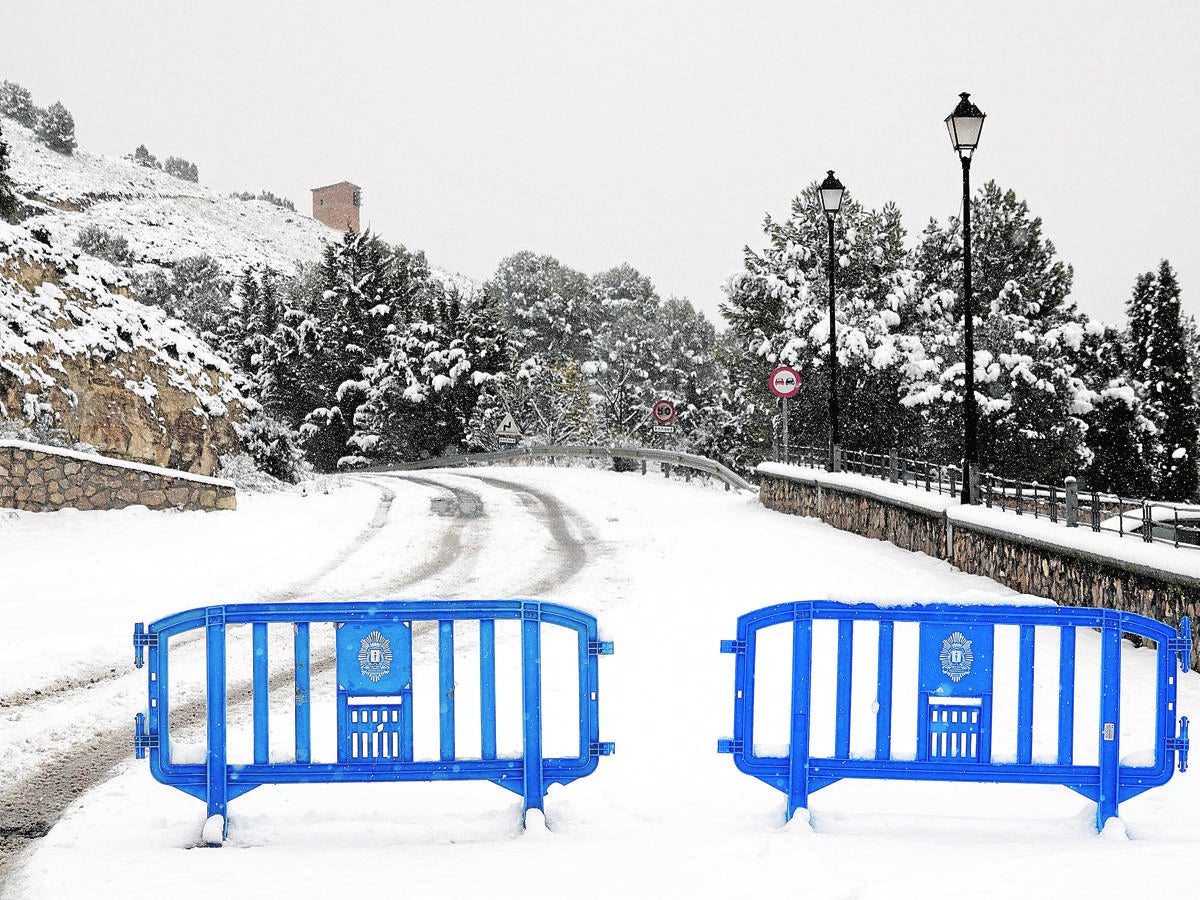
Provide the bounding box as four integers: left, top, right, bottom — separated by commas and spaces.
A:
0, 439, 235, 487
0, 220, 240, 417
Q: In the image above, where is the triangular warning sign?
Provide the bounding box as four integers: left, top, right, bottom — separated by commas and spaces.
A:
495, 412, 522, 436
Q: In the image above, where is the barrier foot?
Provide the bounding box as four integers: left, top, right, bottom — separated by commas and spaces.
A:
1098, 816, 1129, 841
522, 807, 551, 838
201, 814, 226, 847
782, 807, 814, 835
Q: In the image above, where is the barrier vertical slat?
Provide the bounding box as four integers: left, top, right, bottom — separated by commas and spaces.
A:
157, 633, 169, 762
439, 621, 455, 761
521, 609, 544, 813
582, 624, 600, 761
399, 620, 414, 763
206, 610, 228, 824
480, 619, 497, 760
253, 622, 269, 765
875, 620, 894, 761
1017, 624, 1035, 765
787, 612, 813, 821
1097, 617, 1122, 829
294, 622, 310, 765
1058, 626, 1076, 765
835, 619, 853, 759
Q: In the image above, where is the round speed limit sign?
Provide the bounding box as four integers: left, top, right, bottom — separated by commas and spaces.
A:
652, 399, 676, 424
769, 365, 801, 399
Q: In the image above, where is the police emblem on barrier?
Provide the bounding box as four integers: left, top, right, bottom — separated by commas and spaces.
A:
939, 631, 974, 682
358, 630, 392, 682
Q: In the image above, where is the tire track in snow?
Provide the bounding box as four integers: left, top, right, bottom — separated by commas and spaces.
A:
0, 470, 587, 884
451, 472, 592, 595
0, 481, 397, 713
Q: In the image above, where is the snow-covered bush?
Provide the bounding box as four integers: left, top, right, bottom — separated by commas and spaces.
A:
36, 102, 76, 155
76, 224, 134, 267
163, 156, 199, 182
129, 144, 160, 169
0, 81, 37, 128
232, 412, 305, 483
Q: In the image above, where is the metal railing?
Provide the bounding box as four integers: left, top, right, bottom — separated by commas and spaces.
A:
783, 445, 1200, 551
364, 445, 757, 493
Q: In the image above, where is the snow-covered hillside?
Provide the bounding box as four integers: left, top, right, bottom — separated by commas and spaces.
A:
0, 221, 244, 471
4, 115, 332, 276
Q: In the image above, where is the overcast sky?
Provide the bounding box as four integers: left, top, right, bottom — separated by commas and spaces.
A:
5, 1, 1198, 326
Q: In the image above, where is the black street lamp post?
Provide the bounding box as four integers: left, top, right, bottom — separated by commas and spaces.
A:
945, 93, 986, 504
819, 170, 845, 472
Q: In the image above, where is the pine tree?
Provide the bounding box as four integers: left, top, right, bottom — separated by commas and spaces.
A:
0, 81, 37, 128
0, 120, 20, 223
131, 144, 160, 169
721, 182, 920, 462
1075, 320, 1156, 496
36, 102, 77, 154
164, 156, 199, 182
905, 182, 1087, 481
1127, 261, 1199, 499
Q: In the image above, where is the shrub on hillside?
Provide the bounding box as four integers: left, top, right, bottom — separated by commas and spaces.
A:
76, 224, 135, 266
0, 80, 37, 128
36, 101, 76, 154
164, 156, 199, 182
230, 412, 305, 483
129, 144, 160, 169
231, 190, 295, 211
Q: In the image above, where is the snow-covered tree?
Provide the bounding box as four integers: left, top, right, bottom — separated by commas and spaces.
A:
486, 251, 601, 364
903, 182, 1087, 481
130, 144, 160, 169
0, 121, 19, 223
36, 101, 76, 154
1074, 320, 1156, 496
722, 183, 921, 462
0, 81, 37, 128
164, 156, 199, 182
133, 255, 233, 346
1127, 261, 1198, 499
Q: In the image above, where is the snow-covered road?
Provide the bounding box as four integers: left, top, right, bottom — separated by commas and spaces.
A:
1, 465, 1197, 899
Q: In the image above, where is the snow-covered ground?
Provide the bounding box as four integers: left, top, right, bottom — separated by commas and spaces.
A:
1, 466, 1196, 899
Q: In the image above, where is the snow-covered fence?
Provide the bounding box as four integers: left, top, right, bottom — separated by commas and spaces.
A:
792, 444, 1200, 551
718, 601, 1191, 832
133, 600, 614, 843
368, 445, 756, 493
760, 466, 1200, 671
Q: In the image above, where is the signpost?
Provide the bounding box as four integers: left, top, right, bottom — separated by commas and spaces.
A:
651, 399, 676, 436
768, 366, 801, 464
495, 412, 522, 446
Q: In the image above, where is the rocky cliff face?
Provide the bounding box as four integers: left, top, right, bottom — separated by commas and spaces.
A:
1, 223, 244, 474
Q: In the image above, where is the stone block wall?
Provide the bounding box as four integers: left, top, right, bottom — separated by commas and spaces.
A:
0, 441, 236, 513
760, 472, 1199, 670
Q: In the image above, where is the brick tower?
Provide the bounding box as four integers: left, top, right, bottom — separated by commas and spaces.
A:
311, 181, 361, 231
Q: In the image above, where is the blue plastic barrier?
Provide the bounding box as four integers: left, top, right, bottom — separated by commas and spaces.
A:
718, 602, 1190, 831
134, 600, 614, 838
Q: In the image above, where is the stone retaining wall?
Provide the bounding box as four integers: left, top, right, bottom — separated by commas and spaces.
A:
760, 472, 1198, 670
0, 441, 236, 513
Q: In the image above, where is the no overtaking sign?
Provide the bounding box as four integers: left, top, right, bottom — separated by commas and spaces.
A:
769, 366, 801, 399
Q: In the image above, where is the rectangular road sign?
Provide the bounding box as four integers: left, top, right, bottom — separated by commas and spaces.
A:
652, 425, 676, 434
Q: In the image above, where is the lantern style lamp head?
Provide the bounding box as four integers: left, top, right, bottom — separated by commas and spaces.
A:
819, 170, 845, 218
945, 92, 986, 159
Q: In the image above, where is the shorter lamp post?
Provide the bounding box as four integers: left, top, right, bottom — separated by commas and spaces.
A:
944, 92, 985, 504
818, 170, 845, 471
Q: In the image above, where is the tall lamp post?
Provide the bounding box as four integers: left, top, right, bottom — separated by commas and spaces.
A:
818, 170, 845, 471
944, 92, 986, 504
